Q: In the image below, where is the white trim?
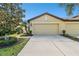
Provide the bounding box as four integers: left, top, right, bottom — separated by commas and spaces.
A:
31, 22, 60, 24
65, 22, 79, 24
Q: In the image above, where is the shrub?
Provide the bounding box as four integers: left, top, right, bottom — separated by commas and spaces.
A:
62, 30, 66, 36
28, 30, 33, 36
0, 30, 17, 36
0, 31, 5, 36
0, 37, 17, 48
26, 30, 33, 36
16, 27, 23, 34
29, 30, 32, 34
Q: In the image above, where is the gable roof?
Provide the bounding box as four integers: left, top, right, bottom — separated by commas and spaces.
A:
27, 13, 79, 22
71, 15, 79, 20
73, 15, 79, 18
64, 15, 79, 21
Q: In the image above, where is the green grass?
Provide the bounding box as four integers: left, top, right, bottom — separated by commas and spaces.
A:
0, 38, 29, 56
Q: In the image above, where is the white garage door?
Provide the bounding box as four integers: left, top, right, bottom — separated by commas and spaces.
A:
31, 23, 59, 35
66, 23, 79, 35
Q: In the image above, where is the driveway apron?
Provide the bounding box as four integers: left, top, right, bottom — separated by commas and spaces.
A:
18, 35, 79, 56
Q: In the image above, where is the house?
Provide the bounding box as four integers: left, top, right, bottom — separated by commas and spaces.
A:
27, 13, 79, 35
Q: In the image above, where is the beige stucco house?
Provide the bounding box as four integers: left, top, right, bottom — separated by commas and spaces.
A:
28, 13, 79, 35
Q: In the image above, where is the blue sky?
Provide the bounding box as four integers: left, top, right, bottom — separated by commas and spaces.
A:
22, 3, 79, 22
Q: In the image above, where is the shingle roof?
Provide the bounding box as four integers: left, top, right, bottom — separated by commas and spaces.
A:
73, 15, 79, 18
27, 13, 79, 22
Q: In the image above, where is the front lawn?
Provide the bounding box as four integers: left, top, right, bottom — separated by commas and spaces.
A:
0, 37, 29, 56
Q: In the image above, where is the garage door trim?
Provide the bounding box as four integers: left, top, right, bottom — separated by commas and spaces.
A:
31, 23, 59, 35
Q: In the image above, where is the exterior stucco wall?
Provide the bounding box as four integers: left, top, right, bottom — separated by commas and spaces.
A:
30, 14, 64, 35
58, 22, 66, 34
30, 14, 63, 23
47, 15, 63, 22
58, 22, 79, 35
29, 14, 79, 35
64, 22, 79, 35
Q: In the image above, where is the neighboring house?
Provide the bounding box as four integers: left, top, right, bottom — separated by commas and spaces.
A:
27, 13, 79, 35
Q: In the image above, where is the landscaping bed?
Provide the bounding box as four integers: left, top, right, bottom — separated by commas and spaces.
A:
20, 33, 33, 37
0, 37, 18, 48
61, 34, 79, 42
0, 37, 29, 56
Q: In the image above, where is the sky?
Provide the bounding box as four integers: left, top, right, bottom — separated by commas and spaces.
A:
22, 3, 79, 22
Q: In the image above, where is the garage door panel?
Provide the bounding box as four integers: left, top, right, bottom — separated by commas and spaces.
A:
66, 23, 79, 35
32, 23, 59, 35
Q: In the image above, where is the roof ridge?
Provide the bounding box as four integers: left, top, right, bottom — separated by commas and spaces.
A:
27, 12, 65, 22
27, 12, 79, 22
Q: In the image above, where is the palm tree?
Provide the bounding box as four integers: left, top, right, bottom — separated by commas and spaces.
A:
60, 3, 79, 16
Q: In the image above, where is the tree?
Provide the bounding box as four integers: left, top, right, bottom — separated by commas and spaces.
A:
0, 3, 25, 36
16, 22, 27, 34
60, 3, 79, 16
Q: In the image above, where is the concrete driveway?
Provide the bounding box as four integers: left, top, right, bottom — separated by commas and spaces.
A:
18, 35, 79, 56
